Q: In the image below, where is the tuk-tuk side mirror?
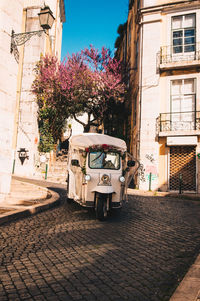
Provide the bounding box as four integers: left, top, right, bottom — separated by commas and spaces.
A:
71, 159, 80, 167
127, 160, 135, 167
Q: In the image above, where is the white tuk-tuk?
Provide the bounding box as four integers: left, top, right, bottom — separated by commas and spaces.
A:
66, 133, 135, 220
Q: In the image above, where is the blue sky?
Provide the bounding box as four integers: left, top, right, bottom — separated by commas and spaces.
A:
61, 0, 128, 60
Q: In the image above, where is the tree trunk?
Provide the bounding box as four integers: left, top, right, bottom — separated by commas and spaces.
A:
73, 113, 99, 133
83, 124, 90, 133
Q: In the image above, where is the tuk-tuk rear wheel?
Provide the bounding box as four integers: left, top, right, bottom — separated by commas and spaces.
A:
95, 194, 107, 221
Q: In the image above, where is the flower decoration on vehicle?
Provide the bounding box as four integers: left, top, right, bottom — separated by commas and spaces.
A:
85, 144, 125, 156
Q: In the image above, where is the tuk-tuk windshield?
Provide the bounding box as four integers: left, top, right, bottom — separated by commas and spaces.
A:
89, 151, 120, 170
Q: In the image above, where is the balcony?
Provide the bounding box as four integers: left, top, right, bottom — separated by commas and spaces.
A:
157, 111, 200, 137
158, 43, 200, 72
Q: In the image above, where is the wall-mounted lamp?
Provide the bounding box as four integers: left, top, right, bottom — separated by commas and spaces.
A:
10, 6, 55, 62
18, 148, 29, 165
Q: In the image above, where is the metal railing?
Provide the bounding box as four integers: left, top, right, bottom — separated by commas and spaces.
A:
158, 111, 200, 132
159, 42, 200, 64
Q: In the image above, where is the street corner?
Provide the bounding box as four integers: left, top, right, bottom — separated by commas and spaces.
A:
0, 182, 60, 226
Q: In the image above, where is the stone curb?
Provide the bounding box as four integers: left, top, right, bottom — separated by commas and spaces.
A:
170, 255, 200, 301
127, 189, 200, 201
0, 189, 60, 226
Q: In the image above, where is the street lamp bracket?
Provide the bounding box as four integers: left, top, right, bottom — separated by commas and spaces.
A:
10, 6, 55, 63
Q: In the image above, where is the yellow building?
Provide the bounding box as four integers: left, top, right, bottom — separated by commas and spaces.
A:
0, 0, 65, 201
117, 0, 200, 192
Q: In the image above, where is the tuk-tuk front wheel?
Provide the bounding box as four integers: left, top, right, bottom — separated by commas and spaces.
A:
95, 194, 107, 221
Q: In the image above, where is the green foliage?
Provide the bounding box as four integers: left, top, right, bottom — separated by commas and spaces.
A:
32, 56, 69, 152
103, 100, 126, 140
37, 106, 66, 153
117, 23, 127, 35
114, 36, 121, 49
115, 22, 127, 49
38, 107, 54, 152
38, 130, 54, 153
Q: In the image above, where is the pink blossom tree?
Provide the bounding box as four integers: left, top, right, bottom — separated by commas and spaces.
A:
32, 46, 125, 150
78, 45, 126, 132
32, 55, 71, 151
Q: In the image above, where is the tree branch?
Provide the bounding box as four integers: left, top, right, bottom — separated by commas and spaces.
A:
73, 114, 86, 127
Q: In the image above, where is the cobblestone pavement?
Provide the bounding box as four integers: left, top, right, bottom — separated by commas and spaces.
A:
0, 181, 200, 301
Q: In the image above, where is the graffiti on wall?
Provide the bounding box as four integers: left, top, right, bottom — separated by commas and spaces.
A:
145, 165, 158, 181
145, 153, 155, 163
145, 153, 158, 182
138, 154, 159, 184
138, 163, 146, 182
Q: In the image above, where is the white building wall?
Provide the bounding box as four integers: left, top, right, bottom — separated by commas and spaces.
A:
14, 7, 45, 176
0, 0, 65, 201
14, 0, 64, 177
138, 1, 200, 192
139, 14, 161, 191
0, 0, 24, 201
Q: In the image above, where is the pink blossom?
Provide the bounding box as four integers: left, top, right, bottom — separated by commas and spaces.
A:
32, 47, 125, 131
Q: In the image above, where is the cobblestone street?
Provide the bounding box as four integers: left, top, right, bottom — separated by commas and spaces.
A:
0, 182, 200, 301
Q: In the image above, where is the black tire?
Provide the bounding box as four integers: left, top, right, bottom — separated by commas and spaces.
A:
66, 174, 72, 203
67, 197, 73, 204
111, 207, 121, 217
95, 194, 107, 221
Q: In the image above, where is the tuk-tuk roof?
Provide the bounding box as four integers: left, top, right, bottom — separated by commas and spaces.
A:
69, 133, 127, 152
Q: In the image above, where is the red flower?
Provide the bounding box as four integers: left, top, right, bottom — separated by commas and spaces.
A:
85, 147, 89, 152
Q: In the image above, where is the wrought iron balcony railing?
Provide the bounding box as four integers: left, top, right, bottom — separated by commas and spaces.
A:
158, 111, 200, 132
159, 42, 200, 65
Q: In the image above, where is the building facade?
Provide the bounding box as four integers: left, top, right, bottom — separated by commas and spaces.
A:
0, 0, 65, 201
119, 0, 200, 192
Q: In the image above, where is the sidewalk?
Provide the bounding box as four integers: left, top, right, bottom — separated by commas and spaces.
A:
170, 254, 200, 301
0, 178, 199, 300
127, 187, 200, 201
0, 177, 60, 226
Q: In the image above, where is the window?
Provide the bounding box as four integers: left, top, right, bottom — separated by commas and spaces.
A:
171, 79, 195, 112
172, 14, 196, 54
89, 151, 120, 170
170, 79, 196, 130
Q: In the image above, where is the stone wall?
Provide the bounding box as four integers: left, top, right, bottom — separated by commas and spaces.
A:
138, 12, 161, 191
0, 0, 65, 201
0, 0, 24, 201
14, 1, 64, 178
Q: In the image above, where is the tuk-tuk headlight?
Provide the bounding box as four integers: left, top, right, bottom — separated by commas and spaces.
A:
84, 174, 91, 181
119, 176, 125, 183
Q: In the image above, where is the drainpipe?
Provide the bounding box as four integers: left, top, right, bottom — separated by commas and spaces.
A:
138, 14, 144, 188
